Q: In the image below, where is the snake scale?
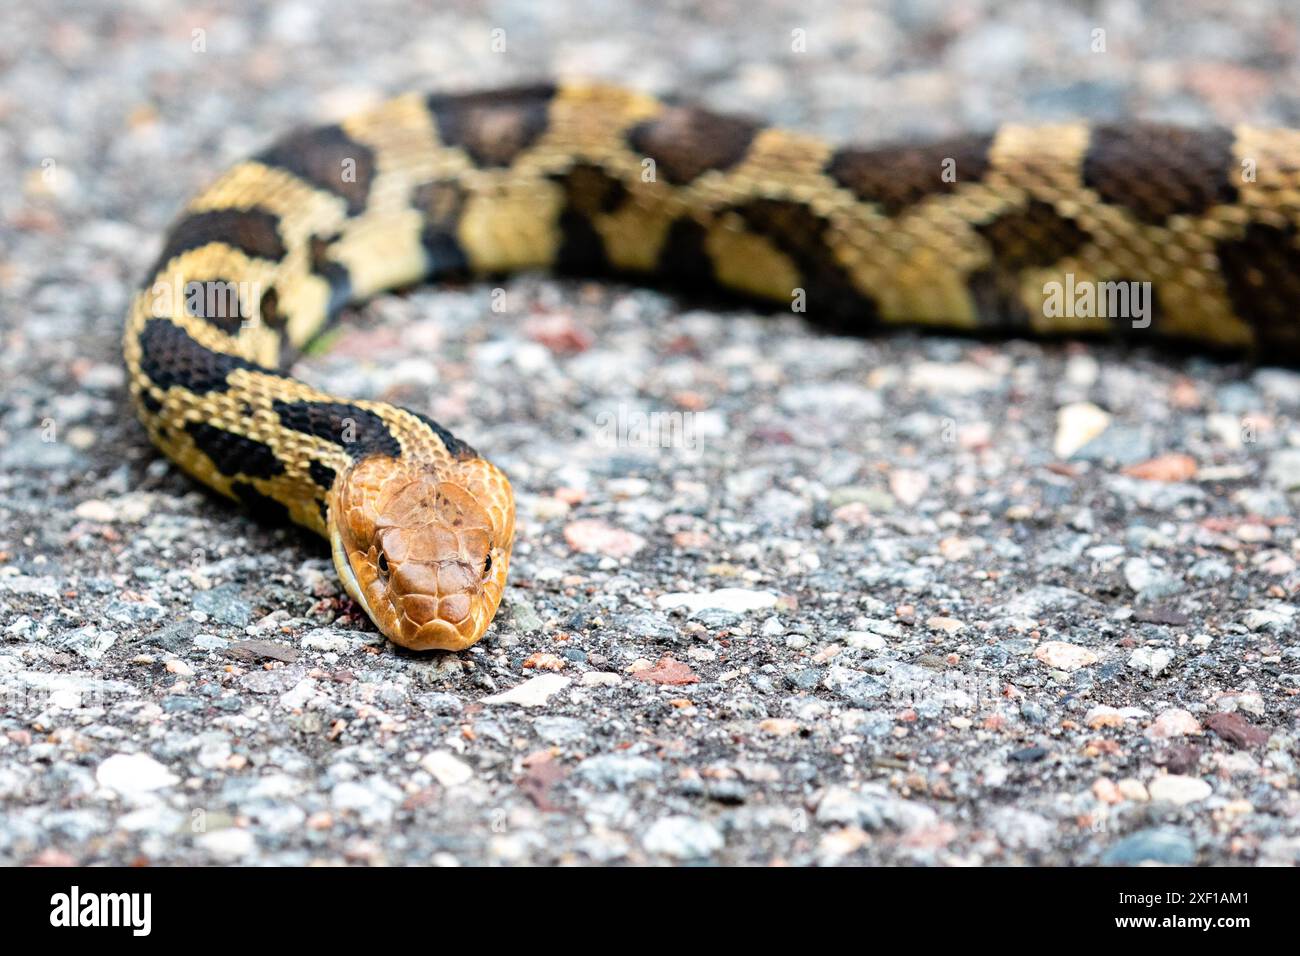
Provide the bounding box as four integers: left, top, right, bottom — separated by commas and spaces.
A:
125, 81, 1300, 651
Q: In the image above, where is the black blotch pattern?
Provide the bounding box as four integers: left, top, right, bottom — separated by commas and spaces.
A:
627, 106, 760, 186
408, 409, 477, 460
976, 200, 1091, 271
729, 198, 881, 331
137, 319, 264, 394
426, 85, 556, 167
259, 287, 287, 329
1083, 125, 1238, 224
139, 392, 164, 414
185, 421, 285, 479
655, 218, 717, 288
308, 460, 338, 491
1217, 222, 1300, 355
150, 207, 287, 279
272, 399, 402, 458
411, 181, 471, 277
182, 277, 252, 334
306, 233, 354, 319
966, 268, 1034, 329
256, 125, 375, 215
232, 481, 291, 525
825, 134, 995, 215
551, 164, 629, 274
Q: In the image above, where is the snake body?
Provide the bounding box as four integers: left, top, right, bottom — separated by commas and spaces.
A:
125, 82, 1300, 650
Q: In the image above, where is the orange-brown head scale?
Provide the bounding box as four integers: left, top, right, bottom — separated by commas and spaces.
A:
328, 455, 514, 651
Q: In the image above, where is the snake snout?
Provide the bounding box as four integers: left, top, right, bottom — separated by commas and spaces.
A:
329, 455, 515, 651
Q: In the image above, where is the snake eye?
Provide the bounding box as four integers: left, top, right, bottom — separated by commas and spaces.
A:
483, 553, 492, 576
377, 551, 390, 577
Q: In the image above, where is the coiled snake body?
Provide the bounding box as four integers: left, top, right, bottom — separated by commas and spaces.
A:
125, 82, 1300, 650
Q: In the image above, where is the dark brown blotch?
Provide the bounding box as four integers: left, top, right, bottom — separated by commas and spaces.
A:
150, 207, 287, 279
411, 181, 471, 277
1216, 221, 1300, 356
551, 164, 629, 274
976, 200, 1091, 271
627, 106, 760, 186
308, 459, 337, 492
426, 85, 556, 168
185, 421, 285, 480
825, 134, 995, 215
271, 399, 402, 458
1083, 124, 1238, 224
232, 481, 291, 525
256, 125, 375, 215
137, 319, 264, 395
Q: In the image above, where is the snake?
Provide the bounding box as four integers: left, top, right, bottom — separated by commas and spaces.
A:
124, 82, 1300, 651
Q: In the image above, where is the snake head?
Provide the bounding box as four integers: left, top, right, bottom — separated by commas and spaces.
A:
327, 455, 514, 651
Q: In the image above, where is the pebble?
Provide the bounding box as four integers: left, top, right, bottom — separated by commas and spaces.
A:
1244, 604, 1296, 632
1148, 774, 1212, 805
642, 816, 724, 859
195, 827, 256, 862
482, 675, 571, 707
1054, 402, 1111, 458
1122, 453, 1198, 482
1203, 712, 1270, 749
1117, 779, 1150, 801
1084, 705, 1126, 729
563, 520, 647, 558
96, 753, 178, 798
1033, 641, 1099, 671
1128, 647, 1175, 677
1102, 828, 1195, 865
331, 778, 403, 825
1146, 708, 1201, 740
421, 751, 474, 787
576, 754, 662, 790
656, 588, 779, 614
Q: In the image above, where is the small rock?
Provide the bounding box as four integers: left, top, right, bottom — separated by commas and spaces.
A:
576, 754, 662, 790
1148, 774, 1211, 805
523, 652, 567, 671
1092, 777, 1122, 804
1122, 454, 1197, 482
888, 469, 929, 507
1128, 647, 1175, 677
1146, 708, 1201, 740
632, 656, 698, 685
420, 751, 474, 787
1085, 705, 1125, 729
1244, 604, 1296, 632
1102, 827, 1195, 865
1055, 402, 1111, 458
195, 827, 256, 862
482, 674, 571, 707
1117, 778, 1150, 801
642, 816, 724, 860
656, 588, 779, 614
1203, 712, 1270, 749
1034, 641, 1099, 671
96, 753, 178, 797
563, 520, 646, 557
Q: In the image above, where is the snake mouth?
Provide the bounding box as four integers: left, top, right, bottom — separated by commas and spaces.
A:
329, 514, 376, 624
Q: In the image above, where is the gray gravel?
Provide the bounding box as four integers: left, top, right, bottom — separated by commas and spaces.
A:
3, 0, 1300, 866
